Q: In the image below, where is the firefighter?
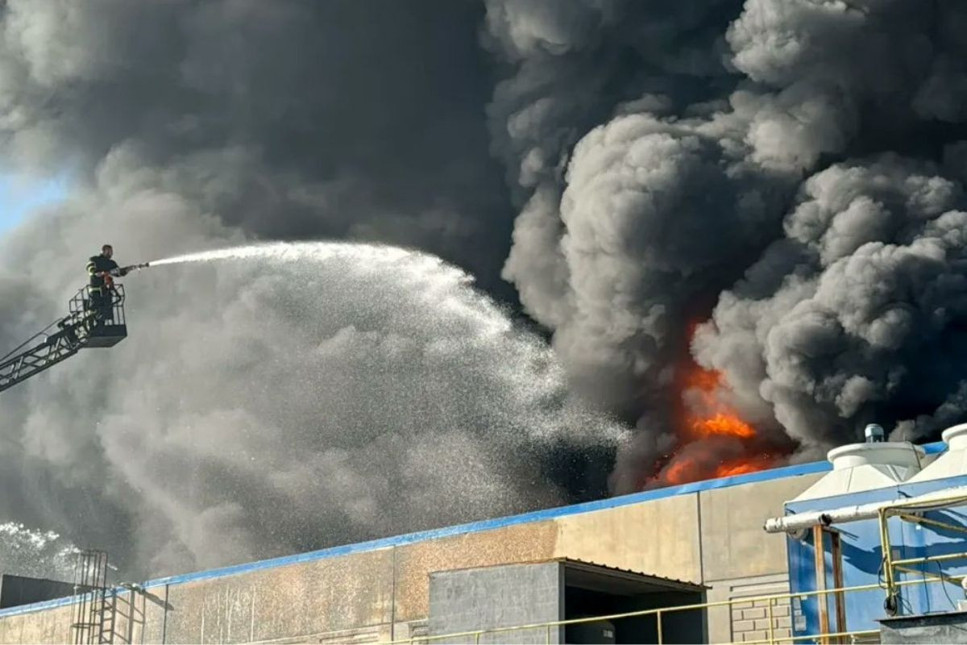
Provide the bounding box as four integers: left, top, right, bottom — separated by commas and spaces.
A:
86, 244, 130, 323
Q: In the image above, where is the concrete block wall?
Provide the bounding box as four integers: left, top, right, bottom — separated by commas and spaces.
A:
0, 466, 824, 644
698, 474, 822, 643
720, 576, 793, 643
428, 562, 562, 644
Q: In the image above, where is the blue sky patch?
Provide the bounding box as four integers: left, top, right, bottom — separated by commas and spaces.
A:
0, 174, 69, 236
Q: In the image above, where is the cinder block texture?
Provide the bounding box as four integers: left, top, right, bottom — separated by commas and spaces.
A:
429, 562, 562, 645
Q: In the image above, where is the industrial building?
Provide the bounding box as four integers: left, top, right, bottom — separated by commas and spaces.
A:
0, 426, 965, 644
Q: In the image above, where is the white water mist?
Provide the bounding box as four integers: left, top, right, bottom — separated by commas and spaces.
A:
44, 240, 628, 575
0, 523, 76, 581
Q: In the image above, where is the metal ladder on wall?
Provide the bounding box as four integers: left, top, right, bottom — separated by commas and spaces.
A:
70, 549, 115, 644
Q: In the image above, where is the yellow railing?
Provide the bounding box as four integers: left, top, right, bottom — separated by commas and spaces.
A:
390, 495, 967, 645
389, 579, 948, 645
878, 494, 967, 616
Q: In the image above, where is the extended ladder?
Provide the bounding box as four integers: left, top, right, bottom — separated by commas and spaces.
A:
0, 285, 127, 393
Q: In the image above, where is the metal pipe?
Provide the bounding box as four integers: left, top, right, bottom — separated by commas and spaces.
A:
765, 502, 893, 533
897, 512, 967, 536
814, 525, 830, 644
764, 487, 967, 533
743, 628, 881, 645
831, 532, 847, 639
879, 508, 898, 615
893, 552, 967, 567
767, 599, 775, 644
893, 564, 964, 587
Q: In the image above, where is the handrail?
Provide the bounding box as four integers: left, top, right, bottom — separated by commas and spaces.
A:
743, 629, 879, 644
388, 576, 953, 645
879, 494, 967, 622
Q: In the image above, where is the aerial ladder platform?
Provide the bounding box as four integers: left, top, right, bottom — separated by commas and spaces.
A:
0, 284, 131, 394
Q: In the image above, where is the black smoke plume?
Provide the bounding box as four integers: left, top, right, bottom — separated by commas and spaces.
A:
2, 0, 967, 576
485, 0, 967, 490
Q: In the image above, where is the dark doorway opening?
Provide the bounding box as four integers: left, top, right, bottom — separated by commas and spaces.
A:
563, 560, 707, 644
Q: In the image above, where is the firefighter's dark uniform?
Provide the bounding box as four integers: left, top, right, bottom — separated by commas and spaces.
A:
87, 254, 120, 322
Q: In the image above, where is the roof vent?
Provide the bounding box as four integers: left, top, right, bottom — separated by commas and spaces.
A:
791, 436, 925, 502
905, 424, 967, 484
865, 423, 885, 443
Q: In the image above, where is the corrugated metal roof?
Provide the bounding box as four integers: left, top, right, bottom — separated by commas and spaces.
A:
427, 557, 706, 594
557, 557, 707, 591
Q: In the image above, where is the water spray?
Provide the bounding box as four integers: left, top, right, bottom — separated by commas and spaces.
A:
0, 238, 630, 573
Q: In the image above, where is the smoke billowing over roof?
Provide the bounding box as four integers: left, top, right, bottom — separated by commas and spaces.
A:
1, 0, 966, 576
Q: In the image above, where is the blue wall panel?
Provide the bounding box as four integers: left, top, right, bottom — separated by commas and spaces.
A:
787, 488, 907, 636
896, 475, 967, 616
786, 466, 967, 637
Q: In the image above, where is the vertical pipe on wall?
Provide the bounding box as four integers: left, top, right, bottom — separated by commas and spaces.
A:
767, 599, 775, 644
813, 525, 830, 644
161, 585, 169, 644
878, 509, 898, 616
830, 532, 847, 643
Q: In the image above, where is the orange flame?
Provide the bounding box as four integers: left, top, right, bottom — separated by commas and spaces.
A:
681, 363, 755, 440
643, 319, 780, 489
657, 453, 777, 487
662, 458, 699, 486
714, 455, 776, 478
689, 412, 756, 439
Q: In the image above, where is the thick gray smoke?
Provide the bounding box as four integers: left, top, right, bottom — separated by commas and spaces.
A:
0, 0, 625, 577
695, 157, 967, 454
1, 197, 624, 575
3, 0, 967, 576
0, 0, 511, 288
485, 0, 967, 491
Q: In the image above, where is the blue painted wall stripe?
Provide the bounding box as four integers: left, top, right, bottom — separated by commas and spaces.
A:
0, 595, 75, 618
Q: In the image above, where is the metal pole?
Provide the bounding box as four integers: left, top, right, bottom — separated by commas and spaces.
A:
813, 525, 830, 645
768, 599, 775, 644
879, 509, 898, 614
897, 512, 967, 536
831, 532, 847, 643
657, 609, 663, 644
893, 552, 967, 566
